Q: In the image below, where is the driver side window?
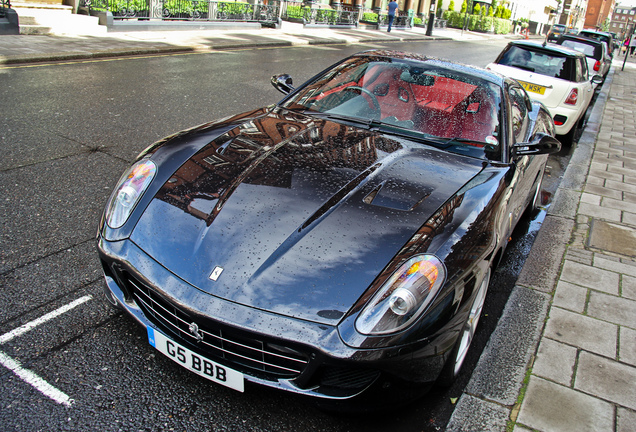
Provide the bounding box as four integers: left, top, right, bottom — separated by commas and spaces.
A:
509, 86, 529, 144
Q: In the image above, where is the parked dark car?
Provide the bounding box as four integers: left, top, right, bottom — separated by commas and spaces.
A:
556, 33, 612, 79
97, 50, 560, 408
579, 29, 616, 56
547, 24, 567, 42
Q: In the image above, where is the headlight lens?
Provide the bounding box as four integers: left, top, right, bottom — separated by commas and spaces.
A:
355, 255, 446, 335
105, 159, 157, 229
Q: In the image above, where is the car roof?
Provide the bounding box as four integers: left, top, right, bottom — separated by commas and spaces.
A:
558, 34, 606, 47
509, 40, 585, 58
580, 29, 612, 37
354, 49, 506, 87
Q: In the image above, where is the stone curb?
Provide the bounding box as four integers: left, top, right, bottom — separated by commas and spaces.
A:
446, 64, 615, 431
0, 45, 196, 65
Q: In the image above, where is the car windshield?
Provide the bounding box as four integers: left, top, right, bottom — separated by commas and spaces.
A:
497, 45, 573, 80
559, 40, 600, 59
280, 56, 503, 160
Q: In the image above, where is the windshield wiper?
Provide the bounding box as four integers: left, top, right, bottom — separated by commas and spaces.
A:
441, 137, 490, 147
306, 111, 377, 128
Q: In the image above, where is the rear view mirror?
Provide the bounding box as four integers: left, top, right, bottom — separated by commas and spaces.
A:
591, 74, 604, 85
512, 133, 561, 157
271, 74, 295, 95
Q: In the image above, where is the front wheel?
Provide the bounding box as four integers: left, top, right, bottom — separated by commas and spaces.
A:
524, 170, 544, 218
437, 267, 491, 387
559, 113, 586, 146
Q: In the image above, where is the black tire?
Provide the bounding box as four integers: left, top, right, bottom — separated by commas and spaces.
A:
524, 170, 544, 218
437, 267, 491, 387
560, 113, 586, 146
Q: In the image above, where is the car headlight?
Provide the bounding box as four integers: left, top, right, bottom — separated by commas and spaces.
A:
355, 255, 446, 335
105, 159, 157, 229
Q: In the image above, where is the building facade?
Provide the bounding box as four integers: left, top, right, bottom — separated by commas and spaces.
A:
558, 0, 590, 30
609, 4, 636, 38
506, 0, 560, 34
584, 0, 616, 29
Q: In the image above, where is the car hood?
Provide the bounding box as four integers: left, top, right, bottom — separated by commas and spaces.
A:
130, 109, 485, 325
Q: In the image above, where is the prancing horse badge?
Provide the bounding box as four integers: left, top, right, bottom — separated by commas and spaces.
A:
209, 266, 223, 281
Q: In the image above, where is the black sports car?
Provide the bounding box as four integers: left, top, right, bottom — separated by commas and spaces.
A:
97, 50, 560, 406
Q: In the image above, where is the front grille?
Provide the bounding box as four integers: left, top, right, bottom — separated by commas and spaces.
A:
320, 366, 380, 390
126, 275, 309, 379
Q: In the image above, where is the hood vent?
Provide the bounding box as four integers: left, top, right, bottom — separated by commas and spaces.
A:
363, 180, 432, 211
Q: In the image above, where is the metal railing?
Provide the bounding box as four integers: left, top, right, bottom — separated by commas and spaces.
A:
77, 0, 413, 28
377, 14, 412, 28
358, 8, 412, 29
281, 1, 358, 26
80, 0, 279, 22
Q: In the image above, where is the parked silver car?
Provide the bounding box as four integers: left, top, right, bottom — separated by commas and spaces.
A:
556, 34, 611, 82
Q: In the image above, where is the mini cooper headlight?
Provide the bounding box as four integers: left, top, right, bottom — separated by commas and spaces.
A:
105, 159, 156, 229
356, 255, 446, 335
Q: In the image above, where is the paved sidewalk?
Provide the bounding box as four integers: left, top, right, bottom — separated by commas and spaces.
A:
0, 23, 512, 65
449, 56, 636, 431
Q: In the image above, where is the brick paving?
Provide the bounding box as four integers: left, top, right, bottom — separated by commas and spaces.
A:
516, 58, 636, 431
443, 53, 636, 431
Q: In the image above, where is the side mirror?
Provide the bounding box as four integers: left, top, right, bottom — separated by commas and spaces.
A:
512, 133, 561, 157
591, 74, 604, 85
271, 74, 295, 95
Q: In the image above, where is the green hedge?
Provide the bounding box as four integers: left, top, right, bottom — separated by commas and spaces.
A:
493, 17, 511, 34
94, 0, 254, 17
216, 1, 253, 15
285, 5, 339, 22
361, 11, 378, 23
285, 5, 306, 19
163, 0, 211, 15
442, 10, 511, 34
315, 9, 338, 23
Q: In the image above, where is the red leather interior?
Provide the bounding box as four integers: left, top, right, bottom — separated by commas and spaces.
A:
307, 65, 499, 144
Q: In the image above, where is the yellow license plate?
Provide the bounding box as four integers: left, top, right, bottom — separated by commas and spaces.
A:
519, 81, 546, 95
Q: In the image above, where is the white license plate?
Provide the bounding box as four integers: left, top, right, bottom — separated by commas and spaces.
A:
148, 327, 244, 392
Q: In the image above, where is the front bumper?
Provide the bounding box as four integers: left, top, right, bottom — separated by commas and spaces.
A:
97, 236, 456, 404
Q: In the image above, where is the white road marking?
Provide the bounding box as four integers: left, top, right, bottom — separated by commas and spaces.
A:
0, 351, 73, 407
0, 295, 93, 407
0, 295, 93, 345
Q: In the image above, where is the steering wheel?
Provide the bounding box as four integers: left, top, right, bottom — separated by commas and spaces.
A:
341, 85, 381, 113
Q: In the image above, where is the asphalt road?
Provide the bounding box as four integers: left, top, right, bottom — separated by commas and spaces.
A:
0, 38, 573, 431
